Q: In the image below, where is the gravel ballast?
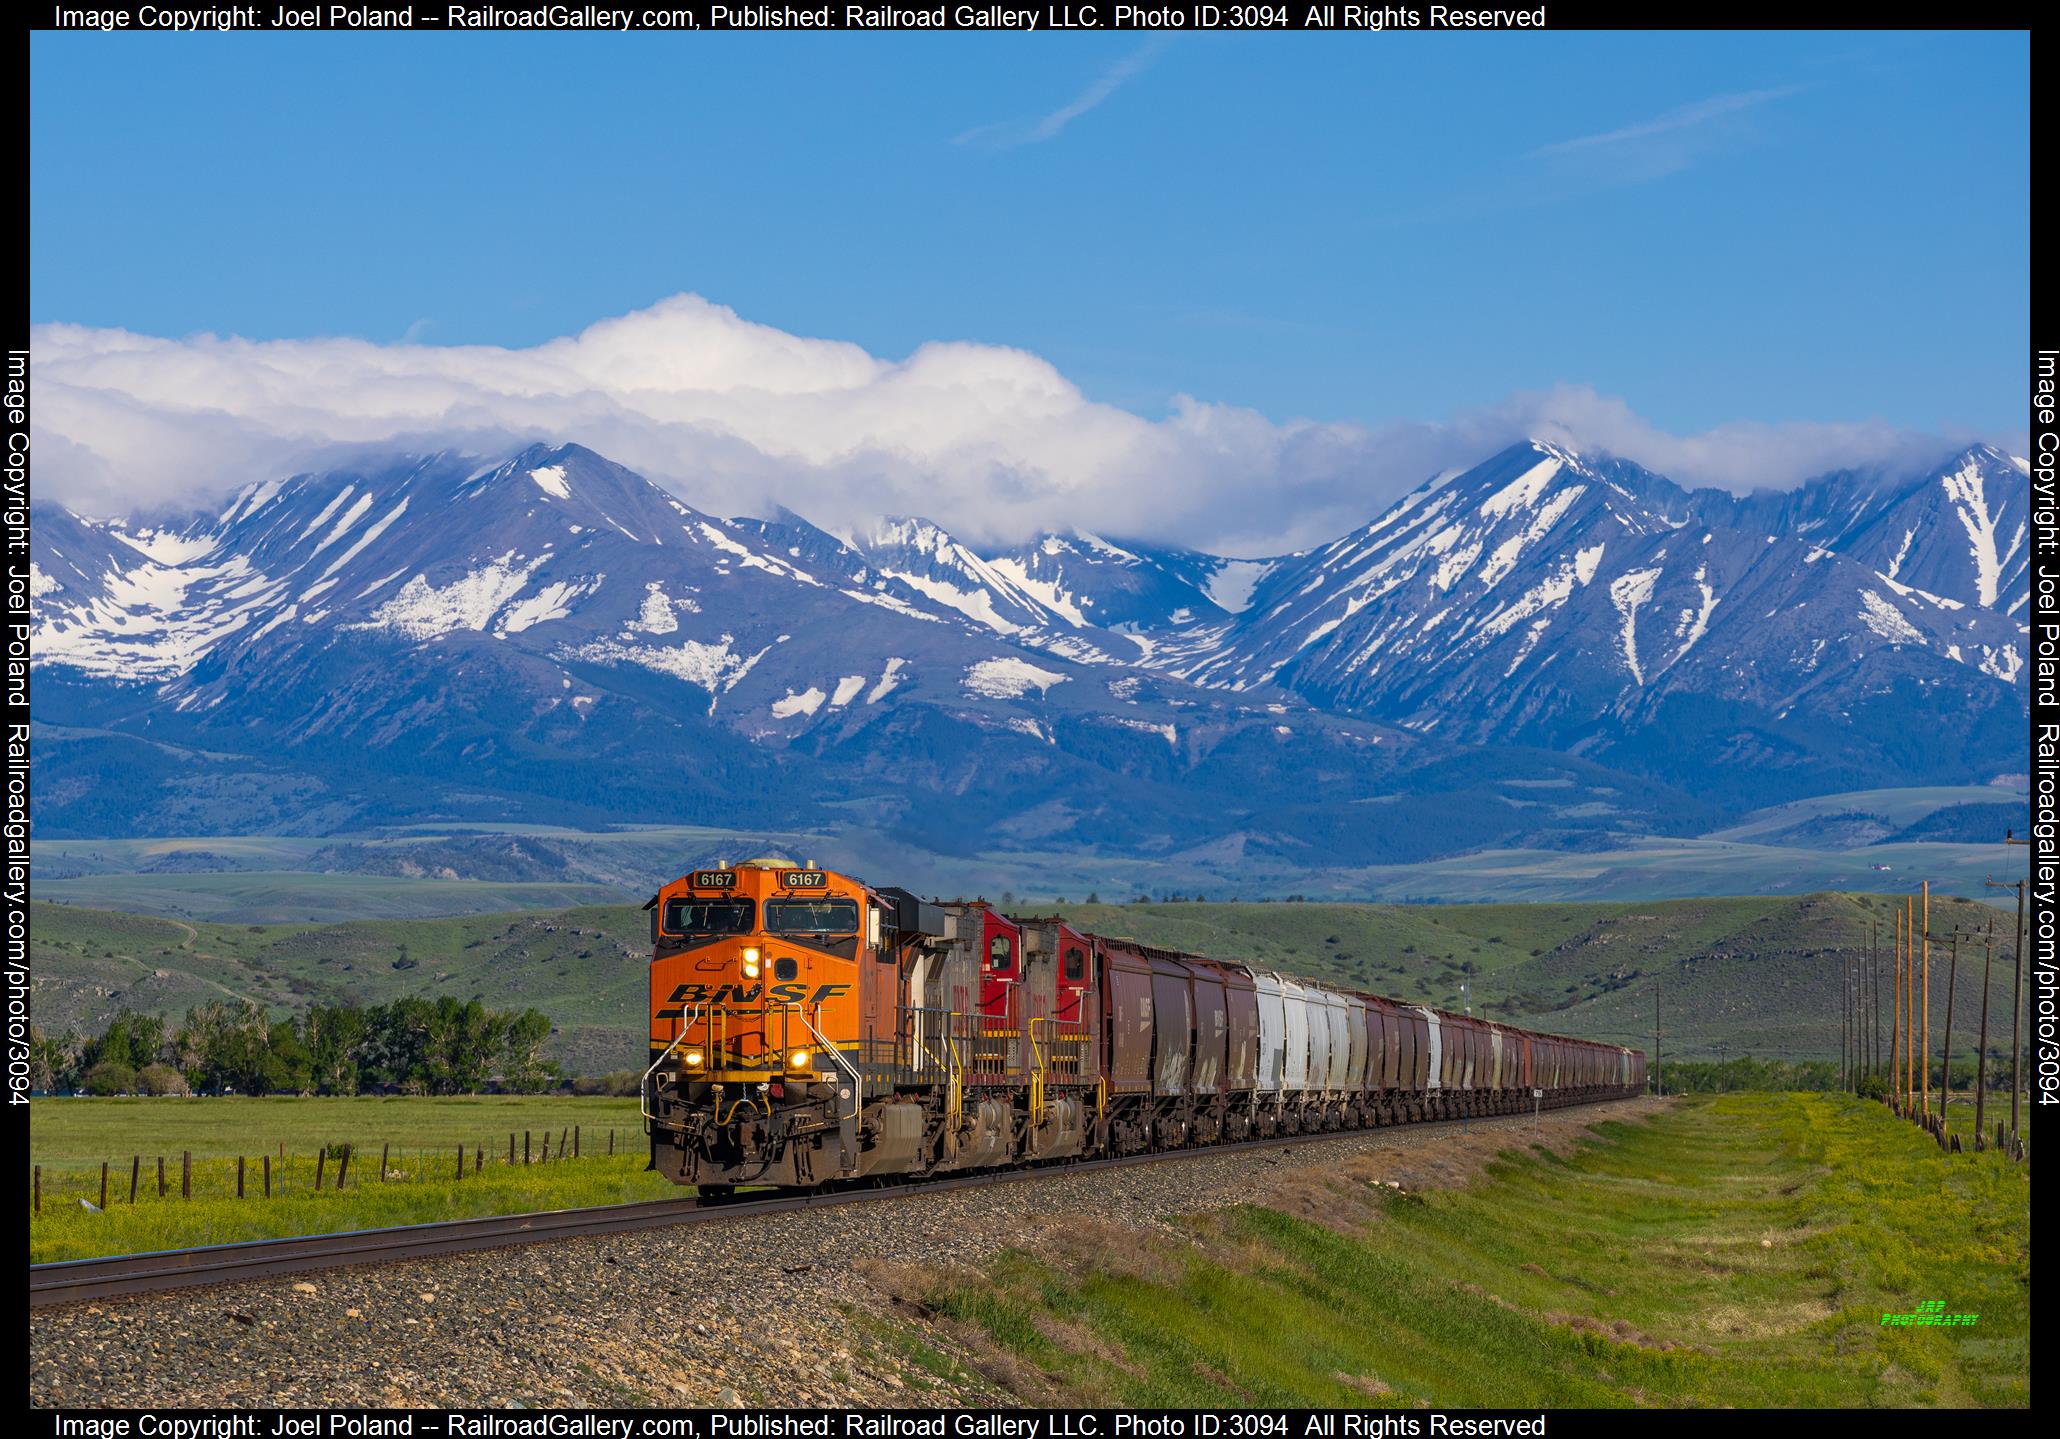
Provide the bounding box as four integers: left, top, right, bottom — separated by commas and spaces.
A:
30, 1101, 1655, 1408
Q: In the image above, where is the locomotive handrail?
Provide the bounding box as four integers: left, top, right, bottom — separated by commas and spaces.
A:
791, 1001, 862, 1123
1027, 1017, 1048, 1128
640, 1005, 702, 1130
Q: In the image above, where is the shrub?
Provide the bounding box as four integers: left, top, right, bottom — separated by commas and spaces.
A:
135, 1063, 191, 1096
82, 1060, 136, 1096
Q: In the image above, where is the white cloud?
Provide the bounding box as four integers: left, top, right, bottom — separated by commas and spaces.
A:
29, 294, 2009, 557
954, 40, 1167, 150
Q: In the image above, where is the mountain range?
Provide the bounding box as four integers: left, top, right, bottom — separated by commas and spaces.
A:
29, 438, 2030, 868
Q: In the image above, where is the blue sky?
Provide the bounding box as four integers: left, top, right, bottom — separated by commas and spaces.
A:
31, 30, 2028, 456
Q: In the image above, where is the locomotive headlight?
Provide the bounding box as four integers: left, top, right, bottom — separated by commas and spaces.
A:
741, 947, 762, 979
682, 1048, 705, 1070
786, 1048, 812, 1071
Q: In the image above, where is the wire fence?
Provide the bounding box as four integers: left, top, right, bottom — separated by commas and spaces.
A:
30, 1124, 637, 1214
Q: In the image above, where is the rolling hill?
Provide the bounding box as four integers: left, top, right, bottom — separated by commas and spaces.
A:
31, 890, 2022, 1075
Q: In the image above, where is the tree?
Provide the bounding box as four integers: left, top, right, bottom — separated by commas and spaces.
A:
28, 1027, 84, 1094
303, 1004, 370, 1095
136, 1063, 191, 1096
82, 1059, 136, 1096
501, 1009, 555, 1093
83, 1009, 165, 1072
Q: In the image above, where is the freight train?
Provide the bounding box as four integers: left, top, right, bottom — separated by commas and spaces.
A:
642, 859, 1646, 1191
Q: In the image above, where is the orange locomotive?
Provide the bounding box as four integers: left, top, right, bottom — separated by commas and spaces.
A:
642, 859, 1645, 1192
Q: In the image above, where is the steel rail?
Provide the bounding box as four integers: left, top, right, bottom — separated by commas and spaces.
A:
30, 1095, 1639, 1310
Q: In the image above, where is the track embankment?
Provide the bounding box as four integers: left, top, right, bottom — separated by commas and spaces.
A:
29, 1100, 1660, 1408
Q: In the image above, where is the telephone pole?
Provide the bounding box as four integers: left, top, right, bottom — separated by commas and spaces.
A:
1938, 928, 1960, 1137
1871, 916, 1882, 1083
1921, 881, 1931, 1122
1654, 978, 1662, 1099
1975, 920, 1994, 1150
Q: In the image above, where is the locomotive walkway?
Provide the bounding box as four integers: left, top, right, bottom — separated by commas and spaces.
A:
29, 1103, 1603, 1308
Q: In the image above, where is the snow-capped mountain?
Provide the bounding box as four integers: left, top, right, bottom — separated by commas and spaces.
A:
1136, 441, 2026, 796
29, 436, 2029, 855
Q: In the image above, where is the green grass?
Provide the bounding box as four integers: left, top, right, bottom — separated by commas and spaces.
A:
31, 1152, 677, 1264
924, 1094, 2030, 1408
30, 1094, 642, 1169
29, 1095, 667, 1262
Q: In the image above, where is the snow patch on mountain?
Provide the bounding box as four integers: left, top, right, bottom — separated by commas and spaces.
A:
963, 656, 1067, 699
558, 635, 768, 702
866, 657, 908, 704
33, 552, 271, 681
530, 465, 572, 499
352, 550, 541, 640
1204, 559, 1272, 614
1478, 456, 1561, 519
1608, 567, 1661, 685
1858, 590, 1925, 647
771, 686, 827, 718
830, 674, 867, 708
500, 576, 604, 634
317, 499, 411, 581
1940, 455, 2006, 608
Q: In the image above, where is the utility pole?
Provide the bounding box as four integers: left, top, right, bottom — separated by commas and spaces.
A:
1872, 916, 1882, 1083
1938, 929, 1959, 1137
1842, 947, 1853, 1092
1975, 920, 1994, 1150
1654, 978, 1662, 1099
1922, 881, 1931, 1122
1893, 904, 1905, 1113
1854, 946, 1870, 1095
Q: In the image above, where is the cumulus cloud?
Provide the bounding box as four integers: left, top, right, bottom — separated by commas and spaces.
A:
30, 294, 2006, 557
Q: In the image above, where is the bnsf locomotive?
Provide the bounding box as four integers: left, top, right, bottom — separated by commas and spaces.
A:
642, 859, 1647, 1191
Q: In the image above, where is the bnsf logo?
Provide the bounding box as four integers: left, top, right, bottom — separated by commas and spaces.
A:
656, 981, 851, 1017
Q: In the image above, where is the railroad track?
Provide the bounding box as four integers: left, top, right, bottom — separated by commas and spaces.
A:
30, 1100, 1632, 1309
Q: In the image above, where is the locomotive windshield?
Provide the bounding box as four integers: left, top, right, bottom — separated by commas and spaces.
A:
765, 897, 859, 934
663, 897, 755, 935
765, 897, 860, 957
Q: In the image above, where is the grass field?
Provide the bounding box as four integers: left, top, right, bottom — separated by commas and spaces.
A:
920, 1094, 2030, 1408
29, 1095, 664, 1263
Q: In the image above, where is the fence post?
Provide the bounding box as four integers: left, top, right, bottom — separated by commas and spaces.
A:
380, 1142, 390, 1182
337, 1145, 351, 1190
574, 1125, 581, 1159
263, 1154, 272, 1199
524, 1131, 531, 1165
609, 1128, 615, 1156
130, 1156, 140, 1204
474, 1145, 483, 1176
99, 1162, 108, 1211
315, 1148, 327, 1191
560, 1127, 568, 1160
158, 1156, 166, 1198
238, 1156, 246, 1198
541, 1132, 551, 1162
33, 1165, 40, 1214
181, 1151, 191, 1200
